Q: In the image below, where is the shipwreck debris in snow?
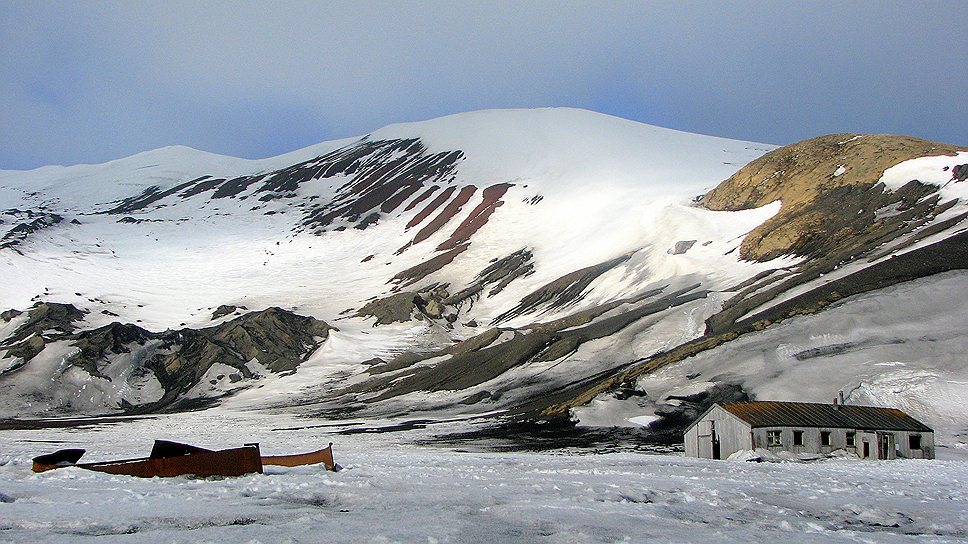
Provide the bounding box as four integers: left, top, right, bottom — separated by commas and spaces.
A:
32, 439, 338, 477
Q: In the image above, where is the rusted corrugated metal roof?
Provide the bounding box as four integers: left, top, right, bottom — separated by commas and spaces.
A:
721, 401, 932, 432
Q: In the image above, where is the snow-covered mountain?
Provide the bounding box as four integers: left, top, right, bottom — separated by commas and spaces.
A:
2, 108, 966, 452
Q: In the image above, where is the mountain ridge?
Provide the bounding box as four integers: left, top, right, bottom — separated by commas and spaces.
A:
2, 108, 967, 450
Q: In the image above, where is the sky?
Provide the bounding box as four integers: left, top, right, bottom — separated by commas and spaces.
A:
2, 1, 966, 170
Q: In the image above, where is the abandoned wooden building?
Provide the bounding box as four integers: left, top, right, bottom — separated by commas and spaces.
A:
684, 400, 934, 460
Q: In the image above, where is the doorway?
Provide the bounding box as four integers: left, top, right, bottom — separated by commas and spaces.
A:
877, 433, 895, 460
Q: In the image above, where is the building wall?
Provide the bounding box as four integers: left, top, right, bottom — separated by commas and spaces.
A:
684, 405, 752, 459
750, 427, 934, 460
891, 430, 934, 459
752, 427, 851, 455
685, 404, 935, 460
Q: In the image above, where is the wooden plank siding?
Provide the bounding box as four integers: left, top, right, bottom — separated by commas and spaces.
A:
684, 402, 934, 460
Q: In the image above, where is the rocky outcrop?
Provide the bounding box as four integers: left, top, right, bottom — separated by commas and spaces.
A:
356, 285, 459, 325
389, 244, 470, 288
0, 305, 332, 412
0, 303, 86, 368
356, 292, 422, 325
303, 139, 464, 231
211, 304, 245, 320
701, 133, 966, 261
494, 253, 633, 323
532, 135, 968, 424
0, 211, 64, 252
331, 284, 706, 406
534, 228, 968, 422
443, 249, 535, 308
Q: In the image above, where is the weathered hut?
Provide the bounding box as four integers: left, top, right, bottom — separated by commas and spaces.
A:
684, 400, 934, 460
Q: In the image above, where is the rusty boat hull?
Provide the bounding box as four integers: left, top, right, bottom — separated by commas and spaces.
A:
32, 440, 337, 477
262, 443, 336, 471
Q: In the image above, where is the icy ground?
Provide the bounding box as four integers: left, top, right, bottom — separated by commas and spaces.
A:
1, 411, 966, 543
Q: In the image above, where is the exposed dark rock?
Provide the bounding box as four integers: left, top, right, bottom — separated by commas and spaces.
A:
408, 186, 477, 248
405, 186, 456, 230
540, 228, 968, 421
0, 212, 63, 250
1, 309, 22, 322
403, 186, 440, 212
90, 138, 465, 238
419, 297, 443, 319
356, 285, 457, 325
212, 305, 244, 320
0, 305, 332, 413
105, 178, 203, 214
647, 383, 751, 434
0, 302, 86, 369
613, 384, 649, 401
202, 307, 332, 374
952, 163, 968, 182
180, 177, 227, 198
1, 302, 84, 343
435, 183, 513, 251
122, 307, 331, 411
443, 249, 534, 309
668, 240, 696, 255
70, 322, 155, 379
354, 212, 381, 230
355, 292, 419, 325
212, 175, 262, 199
485, 136, 968, 427
494, 253, 633, 323
337, 285, 705, 403
790, 340, 905, 361
302, 139, 463, 231
389, 243, 469, 288
460, 390, 493, 405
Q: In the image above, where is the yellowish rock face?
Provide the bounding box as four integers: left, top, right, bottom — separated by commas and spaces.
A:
700, 134, 966, 261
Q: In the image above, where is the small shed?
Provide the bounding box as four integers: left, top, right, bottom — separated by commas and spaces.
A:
684, 400, 934, 460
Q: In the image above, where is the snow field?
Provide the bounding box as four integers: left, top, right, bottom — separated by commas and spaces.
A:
576, 270, 968, 454
0, 411, 966, 543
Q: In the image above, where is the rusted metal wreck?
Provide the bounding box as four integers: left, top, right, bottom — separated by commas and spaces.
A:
32, 440, 337, 477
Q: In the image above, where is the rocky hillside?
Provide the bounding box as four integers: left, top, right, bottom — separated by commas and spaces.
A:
1, 109, 967, 449
702, 134, 966, 261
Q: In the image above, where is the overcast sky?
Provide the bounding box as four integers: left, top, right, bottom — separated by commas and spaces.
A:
2, 1, 965, 170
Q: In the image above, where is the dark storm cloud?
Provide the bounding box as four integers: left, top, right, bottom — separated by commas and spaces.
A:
2, 1, 965, 169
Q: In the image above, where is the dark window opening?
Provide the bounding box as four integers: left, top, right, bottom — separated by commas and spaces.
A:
793, 430, 804, 446
846, 432, 856, 447
909, 435, 922, 450
820, 431, 831, 446
767, 430, 782, 447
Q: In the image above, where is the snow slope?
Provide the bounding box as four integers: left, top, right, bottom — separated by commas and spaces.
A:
575, 271, 968, 452
0, 108, 776, 330
2, 107, 967, 457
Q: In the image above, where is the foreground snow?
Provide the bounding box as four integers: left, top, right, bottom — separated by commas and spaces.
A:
1, 411, 966, 543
